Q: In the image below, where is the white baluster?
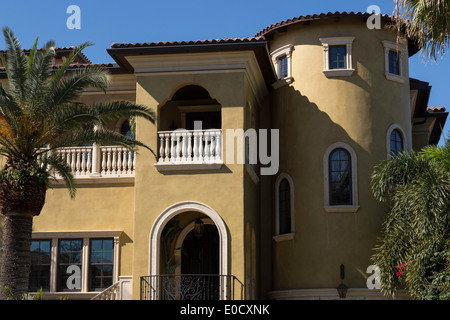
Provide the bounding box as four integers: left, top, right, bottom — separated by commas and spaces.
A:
164, 134, 170, 162
132, 151, 136, 172
181, 131, 187, 162
193, 132, 199, 162
204, 132, 210, 162
127, 150, 132, 174
159, 134, 164, 163
111, 148, 117, 174
176, 133, 181, 162
101, 149, 106, 174
86, 148, 92, 174
215, 131, 221, 161
187, 132, 192, 162
106, 148, 112, 174
81, 148, 86, 175
198, 131, 204, 162
209, 133, 215, 161
170, 133, 176, 162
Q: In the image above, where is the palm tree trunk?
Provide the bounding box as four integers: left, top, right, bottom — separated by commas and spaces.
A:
0, 211, 33, 300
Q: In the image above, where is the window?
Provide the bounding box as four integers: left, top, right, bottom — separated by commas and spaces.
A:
388, 50, 400, 75
319, 37, 355, 77
323, 142, 359, 212
30, 231, 121, 295
57, 239, 83, 292
329, 149, 352, 205
279, 179, 292, 234
89, 239, 114, 291
329, 45, 347, 69
390, 129, 403, 156
274, 173, 295, 241
382, 40, 406, 83
278, 55, 288, 78
387, 124, 406, 158
270, 44, 294, 88
29, 240, 51, 292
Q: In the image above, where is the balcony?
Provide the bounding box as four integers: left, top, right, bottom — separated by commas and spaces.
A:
39, 144, 135, 184
140, 275, 243, 300
154, 129, 223, 172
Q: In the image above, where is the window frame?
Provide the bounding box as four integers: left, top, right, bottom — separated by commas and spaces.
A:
386, 124, 407, 158
29, 239, 52, 292
30, 231, 121, 296
382, 40, 407, 83
319, 37, 355, 77
323, 142, 359, 212
273, 173, 295, 242
270, 44, 294, 88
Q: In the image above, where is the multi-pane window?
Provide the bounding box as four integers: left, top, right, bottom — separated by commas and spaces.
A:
278, 178, 292, 234
278, 55, 288, 79
329, 148, 352, 205
29, 240, 51, 292
388, 50, 400, 75
329, 45, 347, 69
89, 238, 114, 291
390, 129, 403, 156
57, 239, 83, 292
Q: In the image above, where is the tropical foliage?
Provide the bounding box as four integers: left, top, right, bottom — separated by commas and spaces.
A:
394, 0, 450, 60
0, 27, 155, 299
371, 138, 450, 299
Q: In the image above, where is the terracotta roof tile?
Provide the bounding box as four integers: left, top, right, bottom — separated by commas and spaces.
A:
255, 11, 396, 37
110, 37, 266, 49
427, 106, 446, 112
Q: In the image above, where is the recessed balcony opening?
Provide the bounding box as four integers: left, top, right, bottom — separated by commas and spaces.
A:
156, 85, 223, 171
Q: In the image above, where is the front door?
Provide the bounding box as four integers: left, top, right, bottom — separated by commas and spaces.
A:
181, 224, 219, 299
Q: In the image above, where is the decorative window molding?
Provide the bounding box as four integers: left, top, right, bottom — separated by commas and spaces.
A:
319, 37, 355, 77
273, 173, 295, 242
382, 40, 407, 84
270, 44, 294, 88
386, 123, 407, 158
323, 142, 359, 213
31, 230, 122, 296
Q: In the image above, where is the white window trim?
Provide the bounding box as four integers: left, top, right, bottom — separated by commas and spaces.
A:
271, 44, 294, 88
319, 37, 355, 77
273, 173, 295, 242
386, 123, 408, 158
382, 40, 407, 84
323, 142, 359, 213
31, 230, 122, 295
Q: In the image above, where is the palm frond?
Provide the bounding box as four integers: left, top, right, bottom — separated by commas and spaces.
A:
42, 153, 76, 199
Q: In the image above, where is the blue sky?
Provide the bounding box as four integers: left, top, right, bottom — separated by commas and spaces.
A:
0, 0, 448, 144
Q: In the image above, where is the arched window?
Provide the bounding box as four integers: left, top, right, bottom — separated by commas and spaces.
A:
120, 119, 133, 138
274, 173, 295, 241
386, 124, 406, 159
390, 129, 403, 156
278, 178, 291, 234
329, 148, 352, 205
323, 142, 359, 212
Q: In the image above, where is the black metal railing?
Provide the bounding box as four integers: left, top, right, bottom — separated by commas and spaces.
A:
140, 274, 244, 300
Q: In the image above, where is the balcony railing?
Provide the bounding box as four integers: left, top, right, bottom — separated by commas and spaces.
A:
155, 129, 223, 171
140, 275, 243, 300
39, 145, 135, 181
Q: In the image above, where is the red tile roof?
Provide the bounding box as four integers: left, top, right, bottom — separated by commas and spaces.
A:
255, 11, 396, 37
427, 106, 446, 113
110, 37, 266, 49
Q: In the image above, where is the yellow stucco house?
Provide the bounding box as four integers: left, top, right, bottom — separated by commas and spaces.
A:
13, 11, 447, 300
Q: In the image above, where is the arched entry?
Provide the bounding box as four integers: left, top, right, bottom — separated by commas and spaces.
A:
147, 202, 229, 296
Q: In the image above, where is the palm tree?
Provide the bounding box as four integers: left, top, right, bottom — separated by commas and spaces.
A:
0, 27, 155, 299
394, 0, 450, 60
371, 141, 450, 299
